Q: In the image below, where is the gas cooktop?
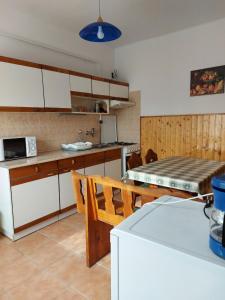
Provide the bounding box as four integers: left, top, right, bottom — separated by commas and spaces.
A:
92, 142, 136, 149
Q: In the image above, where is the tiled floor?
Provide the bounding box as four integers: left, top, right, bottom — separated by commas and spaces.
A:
0, 213, 111, 300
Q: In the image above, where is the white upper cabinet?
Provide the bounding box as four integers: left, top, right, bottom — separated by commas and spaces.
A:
92, 79, 110, 97
42, 69, 71, 109
0, 62, 44, 108
110, 83, 129, 99
70, 74, 92, 94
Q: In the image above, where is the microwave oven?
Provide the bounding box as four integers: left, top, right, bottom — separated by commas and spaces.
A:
0, 136, 37, 162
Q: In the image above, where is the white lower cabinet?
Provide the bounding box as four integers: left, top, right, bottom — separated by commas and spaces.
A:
11, 175, 59, 229
105, 159, 121, 180
59, 168, 84, 210
85, 163, 105, 176
85, 163, 105, 193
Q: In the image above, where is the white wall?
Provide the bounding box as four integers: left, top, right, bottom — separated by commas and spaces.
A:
0, 9, 113, 76
115, 18, 225, 116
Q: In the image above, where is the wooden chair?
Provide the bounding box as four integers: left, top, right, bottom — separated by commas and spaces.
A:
85, 175, 190, 267
145, 149, 158, 164
71, 170, 87, 214
71, 170, 123, 214
127, 152, 144, 189
127, 152, 143, 170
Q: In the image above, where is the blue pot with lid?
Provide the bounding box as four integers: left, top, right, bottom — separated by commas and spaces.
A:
209, 175, 225, 259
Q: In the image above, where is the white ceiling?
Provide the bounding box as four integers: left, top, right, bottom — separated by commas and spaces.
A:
2, 0, 225, 47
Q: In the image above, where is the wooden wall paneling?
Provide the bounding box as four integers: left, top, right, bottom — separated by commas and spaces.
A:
185, 115, 192, 157
169, 116, 176, 157
165, 116, 170, 158
191, 115, 198, 158
209, 114, 216, 160
214, 114, 222, 161
221, 115, 225, 161
141, 114, 225, 162
160, 117, 166, 158
202, 115, 210, 159
196, 115, 202, 158
174, 116, 181, 157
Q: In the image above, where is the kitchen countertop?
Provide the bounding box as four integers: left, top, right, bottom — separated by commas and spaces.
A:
0, 145, 122, 170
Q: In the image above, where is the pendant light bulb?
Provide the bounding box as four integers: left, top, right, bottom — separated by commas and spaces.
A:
97, 25, 104, 39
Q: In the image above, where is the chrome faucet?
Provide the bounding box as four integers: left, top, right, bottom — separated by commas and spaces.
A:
86, 128, 96, 137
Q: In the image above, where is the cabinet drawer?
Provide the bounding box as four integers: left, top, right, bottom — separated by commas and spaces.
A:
10, 161, 58, 185
85, 152, 105, 168
58, 156, 85, 173
105, 149, 121, 162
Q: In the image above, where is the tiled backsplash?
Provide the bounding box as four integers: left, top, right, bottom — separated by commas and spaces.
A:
116, 91, 140, 143
0, 112, 100, 153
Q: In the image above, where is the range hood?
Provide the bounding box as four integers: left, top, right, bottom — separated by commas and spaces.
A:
110, 100, 135, 110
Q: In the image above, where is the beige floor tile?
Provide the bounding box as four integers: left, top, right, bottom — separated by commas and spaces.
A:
59, 231, 86, 256
97, 254, 111, 270
0, 243, 23, 268
0, 293, 9, 300
4, 271, 70, 300
0, 234, 12, 246
27, 239, 69, 269
0, 256, 39, 294
53, 288, 87, 300
48, 254, 110, 299
13, 232, 49, 255
40, 221, 80, 243
0, 214, 111, 300
60, 213, 85, 228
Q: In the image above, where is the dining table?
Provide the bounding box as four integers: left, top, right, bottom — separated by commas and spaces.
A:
127, 156, 225, 195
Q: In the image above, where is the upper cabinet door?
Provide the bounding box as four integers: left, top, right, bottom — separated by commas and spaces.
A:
0, 61, 44, 108
70, 74, 92, 95
42, 70, 71, 110
92, 79, 109, 97
110, 83, 129, 100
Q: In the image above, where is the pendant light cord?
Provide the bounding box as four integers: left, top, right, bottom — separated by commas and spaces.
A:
99, 0, 101, 17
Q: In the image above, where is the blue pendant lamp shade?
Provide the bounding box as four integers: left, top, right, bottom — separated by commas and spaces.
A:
79, 20, 121, 42
79, 1, 122, 42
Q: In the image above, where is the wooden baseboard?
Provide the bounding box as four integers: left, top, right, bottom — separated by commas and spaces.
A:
14, 210, 60, 233
60, 204, 77, 214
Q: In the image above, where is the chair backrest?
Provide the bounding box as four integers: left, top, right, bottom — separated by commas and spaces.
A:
86, 175, 181, 227
71, 170, 87, 214
85, 174, 191, 267
127, 152, 143, 170
145, 149, 158, 164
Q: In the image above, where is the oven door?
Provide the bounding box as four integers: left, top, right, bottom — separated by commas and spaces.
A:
3, 138, 27, 161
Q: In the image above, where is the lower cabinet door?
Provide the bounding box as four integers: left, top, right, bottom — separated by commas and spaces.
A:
12, 175, 59, 229
85, 163, 105, 193
59, 168, 84, 210
105, 159, 122, 180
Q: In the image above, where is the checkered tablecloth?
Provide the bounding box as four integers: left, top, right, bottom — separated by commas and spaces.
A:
127, 156, 225, 194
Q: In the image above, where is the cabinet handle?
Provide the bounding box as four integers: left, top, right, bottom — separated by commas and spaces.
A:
72, 159, 75, 165
35, 166, 39, 173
